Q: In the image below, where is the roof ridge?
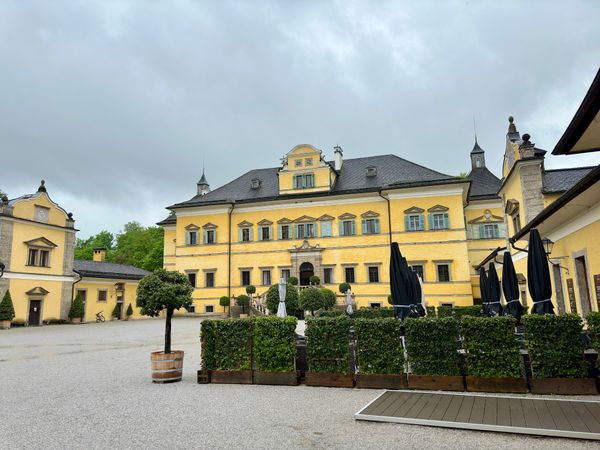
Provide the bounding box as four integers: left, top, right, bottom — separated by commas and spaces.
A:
543, 165, 597, 173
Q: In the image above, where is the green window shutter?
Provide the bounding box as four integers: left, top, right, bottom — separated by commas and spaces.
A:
294, 224, 298, 239
238, 228, 243, 242
203, 230, 208, 244
494, 224, 500, 238
293, 176, 298, 189
277, 225, 281, 240
428, 213, 433, 229
249, 227, 254, 242
478, 225, 484, 239
418, 214, 425, 231
375, 219, 380, 234
185, 232, 190, 245
443, 212, 449, 229
213, 230, 217, 243
258, 227, 262, 241
351, 220, 356, 235
361, 219, 367, 234
339, 221, 344, 236
404, 215, 410, 231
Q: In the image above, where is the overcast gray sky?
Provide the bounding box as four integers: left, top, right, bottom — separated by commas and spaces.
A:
2, 0, 599, 237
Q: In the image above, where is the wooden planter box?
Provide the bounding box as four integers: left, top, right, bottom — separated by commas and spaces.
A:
355, 373, 407, 390
305, 372, 354, 388
197, 371, 210, 384
529, 377, 598, 395
209, 370, 253, 384
253, 371, 299, 386
408, 375, 464, 391
466, 376, 527, 393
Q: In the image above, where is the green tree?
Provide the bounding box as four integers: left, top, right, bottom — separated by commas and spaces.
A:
309, 275, 320, 285
265, 283, 299, 315
288, 276, 298, 286
236, 295, 250, 314
246, 285, 256, 296
0, 290, 15, 322
112, 303, 121, 318
339, 283, 351, 294
299, 287, 324, 316
74, 230, 115, 261
126, 303, 134, 317
219, 296, 230, 314
68, 293, 85, 319
114, 222, 164, 271
137, 269, 193, 353
320, 288, 337, 310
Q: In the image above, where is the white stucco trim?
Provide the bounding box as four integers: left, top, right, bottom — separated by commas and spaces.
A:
387, 185, 464, 200
3, 271, 77, 282
545, 202, 600, 242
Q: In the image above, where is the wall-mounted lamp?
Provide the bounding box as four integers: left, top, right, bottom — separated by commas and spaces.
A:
542, 237, 554, 256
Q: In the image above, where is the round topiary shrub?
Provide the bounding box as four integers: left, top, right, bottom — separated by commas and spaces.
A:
387, 294, 393, 305
68, 293, 85, 320
319, 288, 337, 310
219, 295, 230, 309
299, 287, 324, 316
309, 275, 321, 286
339, 282, 351, 294
0, 290, 16, 323
246, 285, 256, 296
236, 294, 250, 314
288, 276, 298, 286
265, 283, 299, 315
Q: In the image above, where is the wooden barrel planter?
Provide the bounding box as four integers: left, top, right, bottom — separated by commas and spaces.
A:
465, 376, 527, 393
407, 375, 465, 391
355, 373, 407, 390
305, 372, 354, 388
150, 350, 184, 383
209, 370, 253, 384
253, 371, 299, 386
529, 378, 598, 395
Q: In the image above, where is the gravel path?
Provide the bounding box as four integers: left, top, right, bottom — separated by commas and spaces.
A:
1, 318, 598, 449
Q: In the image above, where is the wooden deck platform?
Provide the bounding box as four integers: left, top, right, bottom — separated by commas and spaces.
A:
355, 390, 600, 440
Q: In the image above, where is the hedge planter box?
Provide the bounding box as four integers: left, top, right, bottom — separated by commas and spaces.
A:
355, 373, 407, 390
254, 371, 299, 386
529, 378, 598, 395
197, 371, 210, 384
408, 375, 464, 391
209, 370, 253, 384
305, 372, 354, 388
465, 376, 527, 393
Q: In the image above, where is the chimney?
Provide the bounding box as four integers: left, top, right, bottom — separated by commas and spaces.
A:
333, 145, 343, 171
93, 247, 107, 262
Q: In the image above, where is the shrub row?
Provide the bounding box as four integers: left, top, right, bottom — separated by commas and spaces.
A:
355, 318, 403, 374
437, 305, 482, 319
305, 316, 352, 374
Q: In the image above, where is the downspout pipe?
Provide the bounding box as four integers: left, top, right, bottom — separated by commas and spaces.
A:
378, 189, 392, 244
227, 202, 235, 299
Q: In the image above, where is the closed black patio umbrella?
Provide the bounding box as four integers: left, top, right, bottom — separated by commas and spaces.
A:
527, 228, 554, 315
479, 267, 490, 316
502, 251, 523, 321
486, 262, 503, 316
390, 242, 412, 319
409, 268, 426, 317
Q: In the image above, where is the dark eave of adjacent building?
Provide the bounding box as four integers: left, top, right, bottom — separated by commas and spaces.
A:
552, 68, 600, 155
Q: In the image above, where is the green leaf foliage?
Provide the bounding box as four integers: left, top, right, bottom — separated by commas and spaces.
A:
265, 283, 298, 315
461, 316, 522, 378
136, 269, 193, 316
219, 296, 230, 307
587, 312, 600, 353
306, 316, 351, 373
353, 307, 394, 319
317, 310, 345, 317
404, 317, 461, 376
299, 287, 324, 314
201, 319, 253, 371
0, 290, 15, 321
437, 305, 482, 319
319, 288, 337, 309
246, 285, 256, 295
253, 316, 298, 372
112, 303, 121, 318
309, 275, 321, 285
522, 314, 586, 379
288, 276, 298, 286
426, 306, 436, 317
126, 303, 133, 316
355, 318, 404, 374
338, 283, 351, 294
236, 295, 250, 307
68, 293, 85, 319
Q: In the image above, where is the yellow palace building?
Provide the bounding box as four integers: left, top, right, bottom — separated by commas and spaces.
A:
0, 182, 148, 325
159, 142, 506, 313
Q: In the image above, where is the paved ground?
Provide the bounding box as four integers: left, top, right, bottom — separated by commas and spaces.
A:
1, 318, 599, 449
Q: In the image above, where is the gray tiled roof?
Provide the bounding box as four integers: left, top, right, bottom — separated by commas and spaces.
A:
169, 154, 455, 209
74, 260, 150, 280
542, 167, 595, 193
157, 212, 176, 225
466, 167, 501, 200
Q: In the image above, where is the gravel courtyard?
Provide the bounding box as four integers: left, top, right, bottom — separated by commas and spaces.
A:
1, 318, 599, 449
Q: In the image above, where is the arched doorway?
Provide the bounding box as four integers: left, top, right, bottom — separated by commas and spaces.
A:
299, 262, 314, 286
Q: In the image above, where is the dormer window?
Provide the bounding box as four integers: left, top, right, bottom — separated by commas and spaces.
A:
295, 159, 302, 167
251, 179, 261, 189
305, 158, 313, 166
293, 173, 315, 189
366, 166, 377, 177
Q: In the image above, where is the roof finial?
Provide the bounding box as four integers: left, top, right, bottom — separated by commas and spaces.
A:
37, 179, 47, 193
473, 115, 478, 144
508, 115, 517, 134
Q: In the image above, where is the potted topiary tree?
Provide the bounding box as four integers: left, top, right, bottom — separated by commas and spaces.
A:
319, 288, 337, 310
309, 275, 321, 286
219, 296, 231, 318
265, 283, 299, 316
112, 303, 121, 321
338, 283, 351, 294
69, 293, 85, 324
0, 290, 15, 330
288, 276, 298, 286
124, 303, 134, 321
299, 287, 324, 316
237, 295, 250, 318
137, 269, 193, 383
246, 285, 256, 297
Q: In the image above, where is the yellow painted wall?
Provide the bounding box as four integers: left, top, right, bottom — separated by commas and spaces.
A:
278, 145, 334, 195
6, 279, 65, 323
76, 278, 144, 322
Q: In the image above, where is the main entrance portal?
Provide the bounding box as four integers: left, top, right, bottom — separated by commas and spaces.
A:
299, 262, 314, 286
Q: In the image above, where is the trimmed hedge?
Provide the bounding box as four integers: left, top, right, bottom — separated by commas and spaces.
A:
355, 318, 403, 374
306, 316, 351, 374
404, 317, 461, 376
265, 283, 299, 315
425, 306, 436, 317
461, 316, 521, 378
587, 312, 600, 353
437, 305, 482, 319
201, 318, 253, 371
318, 310, 345, 317
299, 287, 324, 315
253, 316, 297, 372
320, 288, 337, 309
522, 314, 586, 379
69, 293, 85, 319
353, 307, 394, 319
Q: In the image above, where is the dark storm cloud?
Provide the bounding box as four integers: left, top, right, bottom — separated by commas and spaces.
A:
1, 0, 599, 236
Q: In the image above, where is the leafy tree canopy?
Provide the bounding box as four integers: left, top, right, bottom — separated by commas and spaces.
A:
136, 269, 193, 317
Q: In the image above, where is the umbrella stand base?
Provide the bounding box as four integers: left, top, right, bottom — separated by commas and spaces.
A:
253, 371, 299, 386
530, 378, 598, 395
355, 373, 407, 390
466, 376, 527, 393
408, 375, 465, 391
305, 372, 355, 388
209, 370, 253, 384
